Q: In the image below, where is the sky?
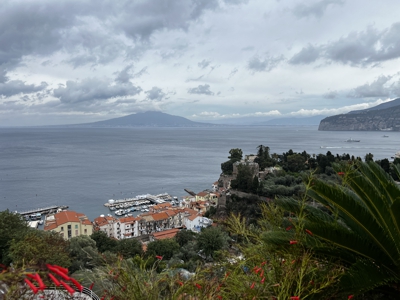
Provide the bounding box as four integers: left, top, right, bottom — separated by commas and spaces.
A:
2, 0, 400, 126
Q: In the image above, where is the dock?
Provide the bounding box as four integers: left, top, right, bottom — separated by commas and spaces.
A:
104, 193, 173, 208
18, 205, 69, 217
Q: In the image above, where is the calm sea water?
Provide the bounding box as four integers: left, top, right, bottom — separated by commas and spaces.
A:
1, 126, 399, 220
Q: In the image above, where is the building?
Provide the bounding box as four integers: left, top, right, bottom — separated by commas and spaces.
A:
44, 210, 93, 239
93, 215, 118, 238
149, 228, 180, 241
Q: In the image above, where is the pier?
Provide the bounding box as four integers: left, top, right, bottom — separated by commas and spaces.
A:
18, 205, 69, 217
104, 193, 173, 208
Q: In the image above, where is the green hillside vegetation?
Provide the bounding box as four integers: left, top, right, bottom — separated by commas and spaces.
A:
2, 147, 400, 299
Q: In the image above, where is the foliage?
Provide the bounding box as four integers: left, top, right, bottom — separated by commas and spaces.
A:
270, 161, 400, 297
115, 238, 143, 259
223, 202, 344, 299
174, 230, 196, 247
69, 235, 103, 273
8, 230, 71, 268
0, 210, 30, 265
221, 148, 243, 175
197, 227, 229, 259
91, 230, 118, 253
230, 163, 259, 193
146, 239, 180, 261
260, 174, 304, 198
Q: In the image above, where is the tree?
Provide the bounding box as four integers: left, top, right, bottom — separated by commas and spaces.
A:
221, 148, 243, 175
91, 230, 118, 253
228, 148, 243, 161
146, 239, 180, 260
175, 230, 196, 247
115, 238, 143, 259
286, 153, 306, 172
0, 210, 30, 265
8, 230, 71, 268
197, 227, 228, 259
272, 161, 400, 296
69, 235, 102, 272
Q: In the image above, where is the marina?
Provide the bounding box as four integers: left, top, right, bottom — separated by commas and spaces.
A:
18, 205, 69, 216
104, 193, 180, 216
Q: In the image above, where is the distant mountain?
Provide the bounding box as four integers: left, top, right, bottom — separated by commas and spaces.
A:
256, 115, 326, 126
319, 98, 400, 131
73, 111, 215, 128
203, 115, 326, 126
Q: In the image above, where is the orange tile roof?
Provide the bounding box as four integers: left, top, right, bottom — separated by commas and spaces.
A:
44, 210, 91, 231
196, 191, 208, 197
151, 228, 180, 240
188, 214, 200, 221
152, 203, 172, 211
119, 216, 138, 224
152, 212, 169, 221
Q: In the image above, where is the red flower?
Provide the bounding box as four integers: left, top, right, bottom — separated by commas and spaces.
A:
250, 282, 255, 289
217, 296, 222, 299
177, 281, 184, 286
156, 255, 163, 260
290, 297, 300, 300
290, 240, 298, 245
305, 229, 313, 236
195, 283, 202, 289
35, 273, 46, 290
60, 280, 75, 295
261, 277, 265, 284
261, 261, 267, 266
24, 278, 39, 294
337, 172, 345, 176
89, 282, 95, 290
286, 226, 292, 231
48, 273, 60, 287
225, 272, 230, 278
70, 277, 83, 292
259, 269, 264, 277
348, 295, 354, 299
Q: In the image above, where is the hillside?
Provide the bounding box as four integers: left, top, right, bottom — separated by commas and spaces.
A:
73, 111, 214, 127
319, 98, 400, 131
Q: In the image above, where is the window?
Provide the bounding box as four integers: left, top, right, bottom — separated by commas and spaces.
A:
84, 229, 87, 234
75, 224, 78, 229
75, 230, 78, 236
60, 226, 64, 231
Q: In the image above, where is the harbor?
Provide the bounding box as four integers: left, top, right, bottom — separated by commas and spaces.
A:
18, 205, 69, 217
104, 193, 179, 216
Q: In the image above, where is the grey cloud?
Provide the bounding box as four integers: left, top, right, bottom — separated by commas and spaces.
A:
223, 0, 249, 4
188, 84, 214, 95
0, 80, 48, 97
53, 78, 142, 104
349, 75, 392, 98
0, 0, 222, 71
133, 67, 148, 78
292, 0, 344, 19
198, 59, 211, 69
289, 44, 320, 64
241, 46, 255, 52
115, 65, 133, 83
290, 23, 400, 66
247, 55, 284, 72
323, 90, 338, 99
145, 87, 166, 101
228, 68, 238, 79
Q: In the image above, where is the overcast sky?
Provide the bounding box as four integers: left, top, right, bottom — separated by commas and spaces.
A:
2, 0, 400, 126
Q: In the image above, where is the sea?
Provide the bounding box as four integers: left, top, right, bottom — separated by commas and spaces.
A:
1, 126, 399, 221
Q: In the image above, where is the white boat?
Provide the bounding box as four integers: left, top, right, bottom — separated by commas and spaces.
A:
345, 138, 360, 142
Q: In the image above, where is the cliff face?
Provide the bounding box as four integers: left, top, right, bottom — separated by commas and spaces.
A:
319, 106, 400, 131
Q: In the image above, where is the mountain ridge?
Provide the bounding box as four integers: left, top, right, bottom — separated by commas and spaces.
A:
319, 98, 400, 131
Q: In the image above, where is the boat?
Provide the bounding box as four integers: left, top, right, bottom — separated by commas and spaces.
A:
345, 138, 360, 142
383, 135, 389, 137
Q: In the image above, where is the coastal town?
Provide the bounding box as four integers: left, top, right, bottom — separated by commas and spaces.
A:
34, 183, 227, 246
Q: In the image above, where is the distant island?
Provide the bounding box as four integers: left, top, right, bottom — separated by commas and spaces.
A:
319, 98, 400, 131
69, 111, 217, 128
